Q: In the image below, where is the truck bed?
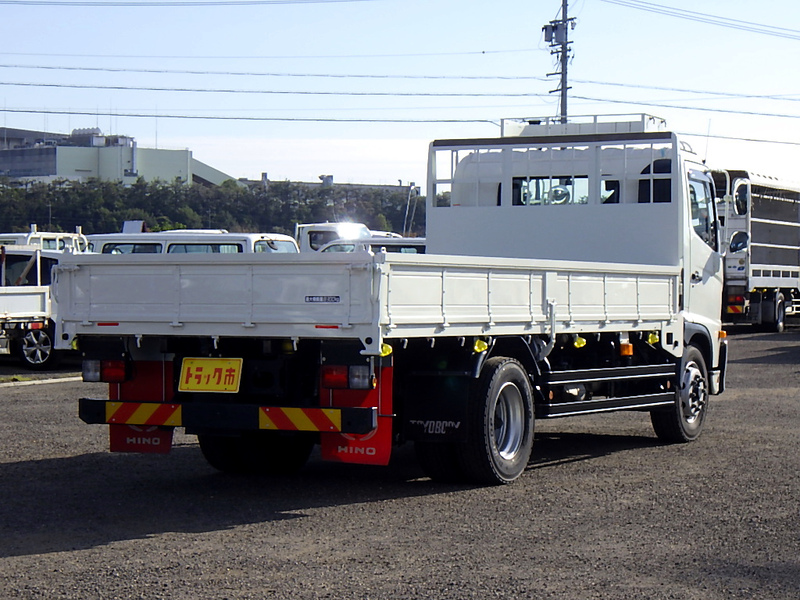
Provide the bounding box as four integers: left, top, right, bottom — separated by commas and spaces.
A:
54, 252, 681, 356
0, 286, 50, 323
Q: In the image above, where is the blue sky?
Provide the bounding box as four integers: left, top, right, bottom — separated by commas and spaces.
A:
2, 0, 799, 186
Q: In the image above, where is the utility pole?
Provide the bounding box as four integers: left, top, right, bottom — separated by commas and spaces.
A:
543, 0, 575, 123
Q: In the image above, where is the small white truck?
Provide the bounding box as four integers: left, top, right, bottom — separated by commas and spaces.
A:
0, 226, 89, 368
713, 170, 800, 331
294, 222, 373, 252
55, 115, 738, 484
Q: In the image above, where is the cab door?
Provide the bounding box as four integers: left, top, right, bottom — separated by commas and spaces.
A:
685, 170, 723, 339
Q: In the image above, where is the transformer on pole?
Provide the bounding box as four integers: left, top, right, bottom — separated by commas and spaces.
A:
542, 0, 575, 123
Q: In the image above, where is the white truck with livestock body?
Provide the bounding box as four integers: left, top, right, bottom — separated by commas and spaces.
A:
712, 170, 800, 331
54, 115, 737, 485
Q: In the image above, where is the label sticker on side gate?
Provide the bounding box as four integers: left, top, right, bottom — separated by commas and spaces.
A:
179, 357, 243, 393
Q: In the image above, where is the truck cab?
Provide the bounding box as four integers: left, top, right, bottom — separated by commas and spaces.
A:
295, 222, 372, 252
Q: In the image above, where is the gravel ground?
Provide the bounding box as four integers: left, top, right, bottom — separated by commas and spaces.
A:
0, 329, 798, 599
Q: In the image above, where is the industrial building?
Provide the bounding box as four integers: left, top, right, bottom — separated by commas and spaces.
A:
0, 127, 232, 186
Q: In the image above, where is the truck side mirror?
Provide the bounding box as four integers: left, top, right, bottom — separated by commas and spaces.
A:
728, 231, 748, 254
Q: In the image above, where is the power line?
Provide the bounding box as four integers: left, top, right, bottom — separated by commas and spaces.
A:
573, 78, 800, 103
598, 0, 800, 40
0, 81, 547, 98
0, 107, 494, 123
0, 48, 536, 60
572, 95, 800, 120
676, 132, 800, 148
2, 63, 799, 104
0, 63, 550, 81
0, 0, 379, 6
3, 106, 798, 150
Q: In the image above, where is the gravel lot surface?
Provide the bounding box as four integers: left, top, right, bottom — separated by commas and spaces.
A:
0, 329, 798, 599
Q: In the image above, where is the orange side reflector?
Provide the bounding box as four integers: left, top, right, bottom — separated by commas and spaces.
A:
620, 343, 634, 356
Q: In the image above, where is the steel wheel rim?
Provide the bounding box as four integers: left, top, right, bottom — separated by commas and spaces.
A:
680, 360, 707, 424
22, 331, 52, 365
494, 382, 525, 460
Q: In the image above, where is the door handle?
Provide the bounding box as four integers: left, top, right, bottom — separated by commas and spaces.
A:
691, 271, 703, 284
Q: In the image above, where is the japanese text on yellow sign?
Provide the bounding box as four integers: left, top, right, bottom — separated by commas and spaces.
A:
179, 358, 243, 393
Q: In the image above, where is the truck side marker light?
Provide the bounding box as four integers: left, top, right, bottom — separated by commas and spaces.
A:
30, 322, 44, 330
719, 330, 727, 339
380, 343, 393, 357
473, 339, 489, 353
573, 335, 587, 349
620, 343, 634, 356
647, 332, 660, 345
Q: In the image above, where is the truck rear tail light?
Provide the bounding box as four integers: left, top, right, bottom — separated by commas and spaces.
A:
728, 295, 745, 305
321, 365, 375, 390
321, 365, 349, 388
82, 359, 128, 383
348, 365, 375, 390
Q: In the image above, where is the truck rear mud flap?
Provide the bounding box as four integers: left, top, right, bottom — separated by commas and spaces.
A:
79, 398, 378, 434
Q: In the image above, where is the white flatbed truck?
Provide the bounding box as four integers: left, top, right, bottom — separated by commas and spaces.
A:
55, 115, 737, 484
0, 227, 89, 368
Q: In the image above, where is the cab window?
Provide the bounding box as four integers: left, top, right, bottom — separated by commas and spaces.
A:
167, 243, 242, 254
689, 177, 717, 250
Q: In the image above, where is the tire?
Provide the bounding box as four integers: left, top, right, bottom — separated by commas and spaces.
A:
415, 441, 465, 483
16, 327, 60, 370
651, 345, 708, 443
458, 357, 535, 485
774, 294, 786, 333
198, 431, 315, 475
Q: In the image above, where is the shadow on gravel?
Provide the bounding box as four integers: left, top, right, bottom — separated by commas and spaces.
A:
0, 429, 657, 558
726, 331, 800, 366
529, 431, 659, 471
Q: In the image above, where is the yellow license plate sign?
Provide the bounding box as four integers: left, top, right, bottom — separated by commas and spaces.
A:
179, 357, 243, 393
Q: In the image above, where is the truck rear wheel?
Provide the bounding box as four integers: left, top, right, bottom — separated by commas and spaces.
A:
773, 294, 786, 333
459, 357, 534, 485
651, 345, 708, 443
16, 327, 60, 370
198, 431, 314, 475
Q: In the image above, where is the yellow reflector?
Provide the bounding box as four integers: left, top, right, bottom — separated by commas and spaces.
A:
573, 336, 587, 349
380, 343, 393, 357
647, 332, 660, 345
473, 339, 489, 353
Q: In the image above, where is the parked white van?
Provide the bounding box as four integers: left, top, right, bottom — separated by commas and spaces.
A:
87, 231, 299, 254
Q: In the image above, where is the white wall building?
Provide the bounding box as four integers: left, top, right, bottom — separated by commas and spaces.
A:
0, 127, 232, 186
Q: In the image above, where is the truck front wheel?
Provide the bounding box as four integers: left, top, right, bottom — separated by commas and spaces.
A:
198, 431, 314, 475
651, 345, 708, 443
459, 357, 534, 485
